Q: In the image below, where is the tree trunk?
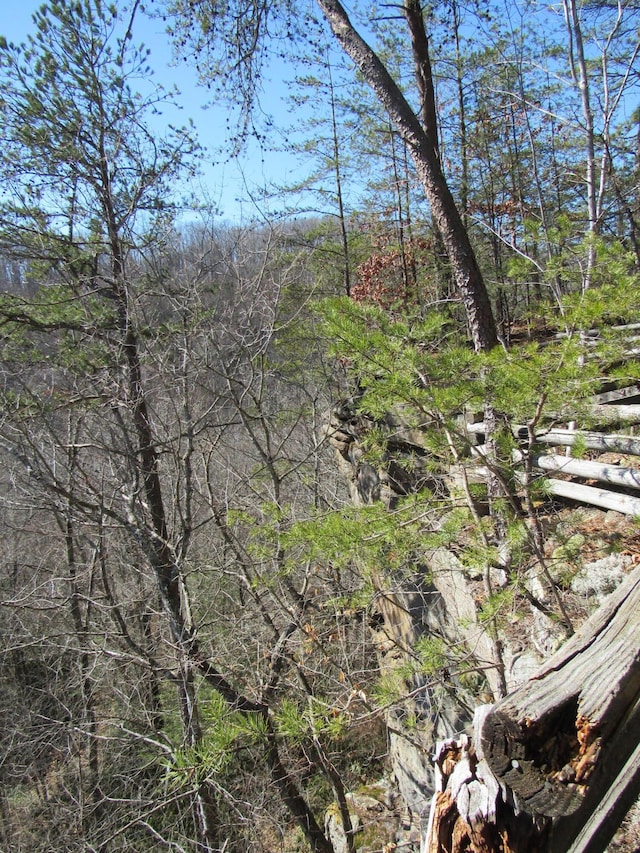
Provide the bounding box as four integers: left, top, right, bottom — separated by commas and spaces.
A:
327, 54, 352, 297
315, 0, 498, 353
563, 0, 596, 231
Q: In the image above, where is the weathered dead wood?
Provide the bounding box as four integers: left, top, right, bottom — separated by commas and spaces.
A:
540, 478, 640, 516
593, 384, 640, 405
466, 423, 640, 454
426, 565, 640, 852
425, 710, 551, 853
516, 452, 640, 491
475, 435, 640, 514
552, 716, 640, 853
531, 429, 640, 456
480, 564, 640, 833
589, 403, 640, 422
475, 461, 640, 515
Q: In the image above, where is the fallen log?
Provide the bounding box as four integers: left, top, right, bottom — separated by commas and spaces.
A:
425, 564, 640, 852
513, 451, 640, 491
593, 385, 640, 405
471, 424, 640, 514
474, 453, 640, 515
540, 478, 640, 516
466, 423, 640, 456
589, 403, 640, 423
531, 429, 640, 456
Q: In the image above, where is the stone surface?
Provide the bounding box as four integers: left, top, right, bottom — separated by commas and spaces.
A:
324, 780, 406, 853
571, 552, 635, 603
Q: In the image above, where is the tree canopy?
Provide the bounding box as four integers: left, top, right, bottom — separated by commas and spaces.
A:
0, 0, 639, 851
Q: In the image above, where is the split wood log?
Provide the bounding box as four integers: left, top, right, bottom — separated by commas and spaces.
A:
425, 565, 640, 852
425, 717, 546, 853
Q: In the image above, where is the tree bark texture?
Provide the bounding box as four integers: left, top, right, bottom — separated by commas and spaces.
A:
403, 0, 439, 157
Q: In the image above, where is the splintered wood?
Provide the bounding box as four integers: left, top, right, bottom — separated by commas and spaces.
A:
425, 719, 547, 853
424, 565, 640, 853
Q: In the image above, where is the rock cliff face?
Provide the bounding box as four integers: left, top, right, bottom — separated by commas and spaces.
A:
327, 403, 500, 834
324, 400, 638, 848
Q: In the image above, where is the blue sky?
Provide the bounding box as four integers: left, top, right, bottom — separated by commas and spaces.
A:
0, 1, 312, 223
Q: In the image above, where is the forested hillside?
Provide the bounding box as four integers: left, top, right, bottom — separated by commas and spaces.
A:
0, 1, 639, 851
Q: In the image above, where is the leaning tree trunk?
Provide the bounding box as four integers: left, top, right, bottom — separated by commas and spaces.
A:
315, 0, 498, 354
